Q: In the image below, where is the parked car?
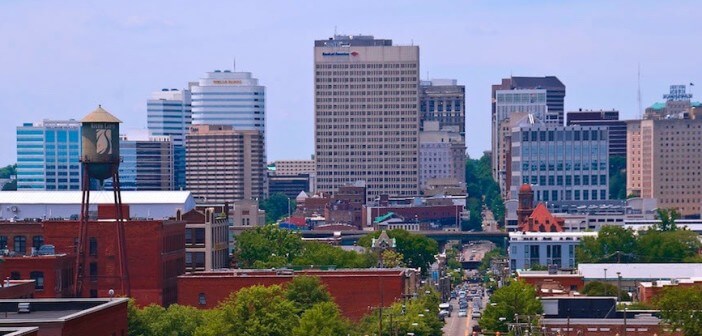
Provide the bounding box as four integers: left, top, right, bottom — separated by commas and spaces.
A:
458, 309, 468, 317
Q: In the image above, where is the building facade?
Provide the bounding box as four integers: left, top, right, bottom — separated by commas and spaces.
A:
314, 34, 420, 202
190, 70, 265, 134
510, 124, 610, 203
147, 88, 192, 190
567, 109, 627, 158
186, 125, 265, 204
272, 160, 315, 176
16, 120, 81, 191
104, 131, 174, 191
491, 76, 565, 194
419, 121, 466, 189
419, 79, 465, 138
508, 232, 597, 270
180, 208, 229, 273
626, 117, 702, 217
268, 173, 310, 199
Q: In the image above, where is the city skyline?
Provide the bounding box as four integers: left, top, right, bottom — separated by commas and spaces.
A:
1, 1, 701, 166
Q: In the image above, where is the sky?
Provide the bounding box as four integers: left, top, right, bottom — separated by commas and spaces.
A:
1, 0, 701, 166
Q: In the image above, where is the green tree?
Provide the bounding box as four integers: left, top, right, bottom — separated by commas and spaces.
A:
291, 241, 375, 268
355, 286, 443, 336
576, 226, 637, 263
656, 208, 680, 232
128, 303, 204, 336
358, 229, 438, 273
0, 164, 16, 179
285, 276, 332, 314
479, 281, 543, 333
479, 248, 506, 273
636, 229, 701, 263
1, 179, 16, 191
235, 225, 302, 268
609, 156, 627, 199
381, 249, 404, 268
582, 281, 631, 301
292, 301, 351, 336
259, 193, 295, 223
654, 286, 702, 336
197, 285, 298, 336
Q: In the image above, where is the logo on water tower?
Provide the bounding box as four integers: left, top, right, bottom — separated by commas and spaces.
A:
96, 129, 113, 155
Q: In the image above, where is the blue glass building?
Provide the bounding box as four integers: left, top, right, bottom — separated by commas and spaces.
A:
147, 89, 191, 190
16, 120, 82, 190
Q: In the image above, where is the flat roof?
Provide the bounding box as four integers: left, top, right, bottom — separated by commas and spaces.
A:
0, 298, 127, 324
0, 327, 39, 336
579, 263, 702, 280
0, 191, 193, 205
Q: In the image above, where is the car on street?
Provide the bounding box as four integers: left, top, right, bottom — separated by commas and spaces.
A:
458, 309, 467, 317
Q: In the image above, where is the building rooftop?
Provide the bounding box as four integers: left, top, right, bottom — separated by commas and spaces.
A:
0, 327, 39, 336
0, 190, 193, 205
511, 76, 564, 89
579, 263, 702, 280
81, 105, 122, 123
0, 298, 127, 324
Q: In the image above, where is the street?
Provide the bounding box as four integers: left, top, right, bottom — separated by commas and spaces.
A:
442, 284, 489, 336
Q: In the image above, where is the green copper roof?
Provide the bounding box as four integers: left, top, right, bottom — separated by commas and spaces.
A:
374, 212, 395, 224
649, 102, 666, 110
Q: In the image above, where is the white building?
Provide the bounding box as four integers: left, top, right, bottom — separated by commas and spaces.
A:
508, 232, 597, 271
190, 70, 265, 134
0, 190, 195, 220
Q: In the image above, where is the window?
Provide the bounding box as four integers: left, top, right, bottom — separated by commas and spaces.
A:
90, 289, 98, 298
14, 236, 26, 254
199, 293, 207, 305
0, 236, 7, 249
89, 237, 98, 256
10, 272, 20, 280
90, 262, 98, 282
30, 271, 44, 290
32, 236, 44, 249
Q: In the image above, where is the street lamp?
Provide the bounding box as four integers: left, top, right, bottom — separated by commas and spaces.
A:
616, 272, 622, 303
604, 268, 608, 296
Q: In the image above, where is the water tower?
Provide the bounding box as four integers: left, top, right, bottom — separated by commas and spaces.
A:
74, 105, 130, 298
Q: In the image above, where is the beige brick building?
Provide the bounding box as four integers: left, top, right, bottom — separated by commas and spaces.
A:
185, 125, 265, 204
314, 35, 420, 202
627, 118, 702, 217
273, 160, 315, 176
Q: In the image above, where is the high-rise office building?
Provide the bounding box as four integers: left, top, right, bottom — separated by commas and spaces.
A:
419, 79, 465, 139
104, 130, 174, 191
185, 125, 265, 204
16, 119, 81, 190
190, 70, 265, 134
567, 109, 627, 158
419, 121, 466, 189
510, 120, 609, 203
492, 76, 565, 195
314, 34, 420, 202
147, 88, 191, 190
627, 117, 702, 217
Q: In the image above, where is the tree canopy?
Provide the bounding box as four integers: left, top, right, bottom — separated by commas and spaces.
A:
0, 164, 16, 179
235, 225, 303, 268
284, 275, 332, 314
292, 302, 351, 336
582, 281, 631, 301
576, 226, 637, 263
357, 229, 438, 272
234, 225, 375, 269
654, 286, 702, 336
609, 156, 627, 200
259, 193, 295, 224
464, 154, 505, 229
480, 281, 543, 333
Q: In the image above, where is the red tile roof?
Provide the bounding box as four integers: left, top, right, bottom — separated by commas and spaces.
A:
518, 203, 564, 232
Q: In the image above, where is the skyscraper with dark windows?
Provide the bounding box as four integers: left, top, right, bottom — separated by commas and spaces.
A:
147, 89, 191, 190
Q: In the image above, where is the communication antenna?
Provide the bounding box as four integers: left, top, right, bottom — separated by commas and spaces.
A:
637, 64, 643, 119
232, 58, 236, 72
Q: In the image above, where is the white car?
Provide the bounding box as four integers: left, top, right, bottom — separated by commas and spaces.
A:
458, 309, 468, 317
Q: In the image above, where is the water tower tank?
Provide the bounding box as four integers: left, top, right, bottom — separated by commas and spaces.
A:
80, 105, 122, 181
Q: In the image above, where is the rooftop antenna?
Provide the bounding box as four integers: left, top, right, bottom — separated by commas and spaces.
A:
334, 25, 337, 37
637, 63, 642, 119
233, 57, 236, 72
